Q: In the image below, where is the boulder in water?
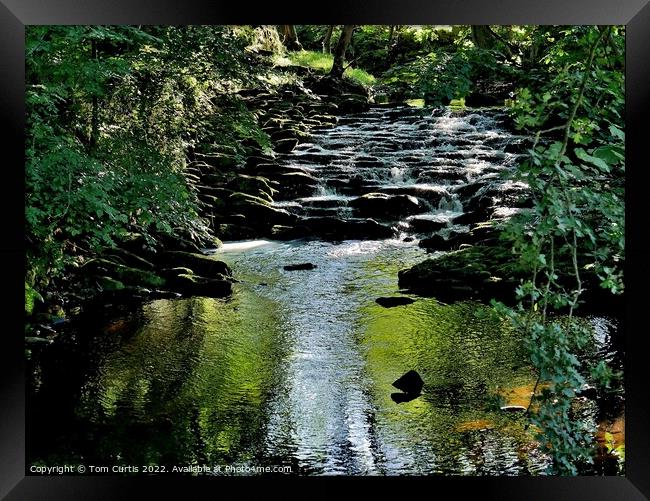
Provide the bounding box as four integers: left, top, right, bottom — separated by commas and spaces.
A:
284, 263, 317, 271
408, 216, 448, 233
158, 251, 232, 278
392, 370, 424, 394
169, 274, 233, 297
376, 297, 415, 307
418, 235, 457, 251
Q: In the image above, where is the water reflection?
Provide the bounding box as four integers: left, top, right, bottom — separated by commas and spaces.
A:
28, 238, 601, 475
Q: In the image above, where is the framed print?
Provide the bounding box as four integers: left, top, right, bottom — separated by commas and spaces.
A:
2, 0, 649, 499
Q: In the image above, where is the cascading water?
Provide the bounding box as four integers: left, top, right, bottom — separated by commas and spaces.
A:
272, 105, 524, 237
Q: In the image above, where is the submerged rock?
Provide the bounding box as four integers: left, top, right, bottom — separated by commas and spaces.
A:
283, 263, 317, 271
376, 297, 415, 307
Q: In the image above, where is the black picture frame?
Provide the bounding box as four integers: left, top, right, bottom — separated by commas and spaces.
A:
2, 1, 649, 499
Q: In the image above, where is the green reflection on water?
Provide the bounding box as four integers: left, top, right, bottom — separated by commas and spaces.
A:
73, 292, 288, 466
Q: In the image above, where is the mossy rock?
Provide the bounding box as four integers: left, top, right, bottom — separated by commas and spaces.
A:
171, 274, 233, 298
159, 251, 232, 278
225, 174, 276, 201
228, 191, 273, 207
274, 138, 299, 153
158, 267, 195, 280
194, 152, 240, 169
96, 276, 126, 292
103, 247, 156, 271
87, 259, 166, 288
225, 199, 297, 227
398, 244, 520, 303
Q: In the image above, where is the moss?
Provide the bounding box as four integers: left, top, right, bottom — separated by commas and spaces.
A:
88, 259, 166, 288
160, 251, 232, 278
97, 276, 126, 291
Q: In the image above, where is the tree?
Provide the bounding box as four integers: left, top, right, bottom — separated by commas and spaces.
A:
322, 25, 334, 54
470, 25, 497, 50
330, 25, 354, 78
281, 25, 302, 51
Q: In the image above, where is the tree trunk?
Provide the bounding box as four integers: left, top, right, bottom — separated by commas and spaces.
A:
330, 25, 354, 79
282, 25, 302, 51
388, 25, 396, 46
322, 25, 334, 53
90, 39, 99, 151
471, 25, 496, 50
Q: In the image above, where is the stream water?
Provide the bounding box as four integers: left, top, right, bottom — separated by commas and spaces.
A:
27, 106, 623, 475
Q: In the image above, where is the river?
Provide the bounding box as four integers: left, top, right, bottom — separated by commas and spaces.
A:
27, 105, 623, 475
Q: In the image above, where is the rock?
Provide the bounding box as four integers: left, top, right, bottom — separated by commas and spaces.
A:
349, 193, 423, 219
158, 267, 194, 279
301, 216, 395, 240
26, 336, 54, 345
229, 199, 298, 227
376, 297, 416, 307
465, 80, 514, 107
392, 370, 424, 394
225, 174, 276, 201
86, 259, 166, 289
284, 263, 317, 271
103, 247, 156, 271
170, 274, 232, 298
418, 235, 457, 251
194, 151, 240, 169
452, 210, 486, 226
398, 245, 518, 304
269, 127, 310, 143
228, 191, 273, 207
215, 224, 260, 241
158, 251, 232, 278
408, 216, 448, 233
274, 138, 299, 153
337, 95, 370, 114
96, 276, 125, 292
276, 172, 319, 199
267, 224, 304, 240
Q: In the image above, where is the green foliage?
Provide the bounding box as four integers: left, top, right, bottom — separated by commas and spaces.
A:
25, 282, 43, 315
26, 26, 257, 287
493, 25, 625, 475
